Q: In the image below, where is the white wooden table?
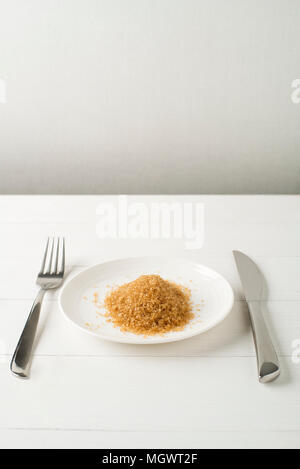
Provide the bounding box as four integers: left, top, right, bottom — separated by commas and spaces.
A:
1, 195, 300, 449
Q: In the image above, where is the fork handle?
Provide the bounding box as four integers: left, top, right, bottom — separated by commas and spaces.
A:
10, 289, 45, 378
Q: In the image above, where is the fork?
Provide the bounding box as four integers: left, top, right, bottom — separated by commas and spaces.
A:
10, 237, 65, 378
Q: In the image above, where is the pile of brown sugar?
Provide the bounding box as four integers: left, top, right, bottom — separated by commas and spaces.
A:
104, 274, 194, 335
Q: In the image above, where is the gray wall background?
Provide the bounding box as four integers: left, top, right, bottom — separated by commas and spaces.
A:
0, 0, 299, 194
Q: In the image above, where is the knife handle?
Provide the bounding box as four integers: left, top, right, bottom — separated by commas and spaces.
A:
247, 301, 280, 383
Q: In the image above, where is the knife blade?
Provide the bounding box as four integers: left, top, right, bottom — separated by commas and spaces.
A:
233, 250, 280, 383
233, 250, 264, 301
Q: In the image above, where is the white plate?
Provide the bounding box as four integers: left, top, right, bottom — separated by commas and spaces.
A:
59, 257, 234, 344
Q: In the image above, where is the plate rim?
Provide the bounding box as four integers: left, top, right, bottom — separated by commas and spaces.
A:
59, 256, 234, 345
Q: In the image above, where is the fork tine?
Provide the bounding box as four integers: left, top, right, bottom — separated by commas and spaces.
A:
39, 238, 49, 274
59, 237, 65, 275
45, 237, 55, 274
54, 237, 59, 273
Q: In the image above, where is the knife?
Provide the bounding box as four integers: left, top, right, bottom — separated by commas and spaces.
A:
233, 250, 280, 383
